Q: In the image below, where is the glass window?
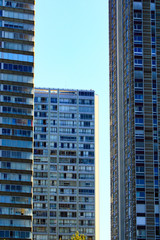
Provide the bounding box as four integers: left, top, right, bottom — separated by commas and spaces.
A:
134, 59, 143, 66
0, 52, 33, 62
0, 73, 33, 83
134, 24, 142, 31
134, 11, 142, 19
3, 10, 34, 20
134, 35, 142, 43
136, 191, 145, 200
3, 21, 34, 31
133, 2, 142, 10
134, 47, 142, 55
137, 217, 146, 226
1, 62, 33, 73
4, 41, 34, 52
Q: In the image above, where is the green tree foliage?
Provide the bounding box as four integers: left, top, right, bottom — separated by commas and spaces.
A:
70, 231, 86, 240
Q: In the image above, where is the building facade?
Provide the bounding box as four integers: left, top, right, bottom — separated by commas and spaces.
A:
0, 0, 35, 239
33, 88, 99, 240
110, 0, 160, 239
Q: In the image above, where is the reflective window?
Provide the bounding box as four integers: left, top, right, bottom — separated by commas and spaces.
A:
0, 62, 33, 73
136, 191, 145, 200
134, 35, 142, 43
134, 59, 143, 66
2, 95, 33, 105
59, 105, 77, 112
79, 99, 94, 105
4, 41, 34, 52
2, 31, 34, 41
136, 178, 145, 187
0, 219, 31, 227
0, 207, 31, 216
3, 0, 34, 10
0, 73, 33, 83
3, 20, 34, 31
0, 172, 31, 181
3, 10, 34, 20
134, 47, 142, 55
2, 106, 33, 115
137, 217, 146, 226
1, 117, 32, 126
0, 195, 31, 204
1, 150, 32, 160
133, 2, 142, 10
2, 139, 32, 148
0, 230, 31, 239
0, 52, 33, 62
79, 106, 94, 113
2, 128, 32, 137
59, 98, 77, 104
135, 82, 143, 88
134, 11, 142, 19
135, 94, 143, 101
0, 184, 31, 193
1, 84, 33, 94
134, 24, 142, 31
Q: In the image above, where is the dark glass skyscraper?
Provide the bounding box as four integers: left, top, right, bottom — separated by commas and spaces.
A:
0, 1, 34, 239
110, 0, 160, 239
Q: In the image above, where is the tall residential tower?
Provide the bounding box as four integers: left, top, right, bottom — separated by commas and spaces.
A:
0, 1, 35, 239
110, 0, 160, 239
33, 88, 99, 240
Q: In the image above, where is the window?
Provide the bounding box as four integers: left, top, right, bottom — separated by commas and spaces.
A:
4, 41, 33, 52
80, 114, 93, 120
3, 0, 34, 10
59, 105, 77, 112
134, 59, 143, 66
59, 98, 76, 104
79, 99, 94, 105
152, 48, 156, 56
136, 178, 145, 187
1, 151, 32, 160
134, 35, 142, 43
0, 73, 33, 83
134, 11, 142, 19
136, 154, 144, 162
1, 62, 33, 73
137, 217, 146, 226
0, 52, 33, 62
3, 21, 34, 31
136, 166, 144, 174
79, 91, 94, 96
135, 70, 143, 79
135, 94, 143, 101
79, 106, 94, 113
3, 10, 34, 20
135, 105, 143, 112
136, 191, 145, 200
134, 47, 142, 55
134, 24, 142, 31
133, 2, 142, 10
135, 117, 144, 126
51, 98, 57, 103
2, 31, 34, 41
135, 82, 143, 88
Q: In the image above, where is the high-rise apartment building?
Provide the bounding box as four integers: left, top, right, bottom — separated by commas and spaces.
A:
110, 0, 160, 239
33, 88, 99, 240
0, 1, 35, 239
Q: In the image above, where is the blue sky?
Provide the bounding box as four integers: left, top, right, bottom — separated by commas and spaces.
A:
35, 0, 110, 239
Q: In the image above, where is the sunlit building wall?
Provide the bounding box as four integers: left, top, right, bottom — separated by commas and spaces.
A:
33, 88, 99, 240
